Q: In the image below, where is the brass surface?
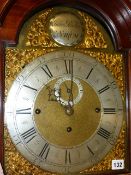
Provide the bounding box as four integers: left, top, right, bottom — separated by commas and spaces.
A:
34, 79, 101, 147
5, 48, 125, 175
4, 5, 125, 175
18, 8, 112, 50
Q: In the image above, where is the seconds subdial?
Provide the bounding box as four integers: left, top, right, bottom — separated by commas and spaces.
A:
54, 76, 83, 107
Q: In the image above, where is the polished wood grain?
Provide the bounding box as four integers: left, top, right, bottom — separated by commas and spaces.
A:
0, 0, 130, 174
0, 41, 5, 167
0, 0, 130, 49
0, 0, 15, 26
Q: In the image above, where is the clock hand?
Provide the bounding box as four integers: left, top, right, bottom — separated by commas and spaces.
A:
54, 86, 74, 115
64, 103, 74, 116
64, 82, 71, 94
45, 85, 60, 102
68, 60, 74, 107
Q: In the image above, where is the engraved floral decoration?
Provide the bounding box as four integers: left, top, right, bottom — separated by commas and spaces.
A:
22, 9, 109, 49
5, 48, 125, 175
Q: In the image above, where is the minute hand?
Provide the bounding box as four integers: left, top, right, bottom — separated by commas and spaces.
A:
68, 60, 74, 106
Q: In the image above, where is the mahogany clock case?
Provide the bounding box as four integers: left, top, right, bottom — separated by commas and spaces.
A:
0, 0, 131, 175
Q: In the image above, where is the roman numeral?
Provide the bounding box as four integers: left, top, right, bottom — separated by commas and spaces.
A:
65, 150, 71, 164
41, 65, 53, 78
21, 127, 36, 143
23, 85, 37, 91
110, 81, 117, 89
16, 108, 31, 114
104, 108, 116, 114
39, 143, 50, 159
97, 127, 111, 139
86, 68, 93, 79
63, 51, 75, 58
64, 60, 73, 74
87, 145, 94, 155
98, 85, 110, 94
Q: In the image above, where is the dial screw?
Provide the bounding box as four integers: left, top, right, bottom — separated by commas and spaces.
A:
35, 108, 41, 114
67, 127, 72, 132
95, 108, 101, 113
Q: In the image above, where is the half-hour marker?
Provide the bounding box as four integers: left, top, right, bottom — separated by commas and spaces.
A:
86, 68, 93, 79
64, 60, 73, 74
23, 85, 38, 91
39, 143, 50, 159
98, 85, 110, 94
104, 108, 116, 114
16, 108, 31, 114
97, 127, 111, 139
65, 150, 71, 164
41, 65, 53, 78
21, 127, 36, 143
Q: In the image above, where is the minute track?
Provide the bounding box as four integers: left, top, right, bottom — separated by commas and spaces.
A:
6, 50, 123, 174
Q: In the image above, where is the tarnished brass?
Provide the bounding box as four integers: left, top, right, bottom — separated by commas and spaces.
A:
48, 10, 85, 46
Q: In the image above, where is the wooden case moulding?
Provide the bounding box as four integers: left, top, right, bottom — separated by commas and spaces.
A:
0, 0, 131, 175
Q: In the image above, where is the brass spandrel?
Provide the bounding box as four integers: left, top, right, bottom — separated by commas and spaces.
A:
18, 8, 112, 50
4, 48, 125, 175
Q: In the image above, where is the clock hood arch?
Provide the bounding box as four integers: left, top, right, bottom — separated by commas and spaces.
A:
0, 0, 130, 50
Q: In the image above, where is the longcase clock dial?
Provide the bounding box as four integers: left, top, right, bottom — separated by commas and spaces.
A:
6, 50, 123, 174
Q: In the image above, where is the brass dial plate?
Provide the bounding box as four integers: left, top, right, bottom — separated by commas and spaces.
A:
34, 78, 101, 147
5, 50, 123, 174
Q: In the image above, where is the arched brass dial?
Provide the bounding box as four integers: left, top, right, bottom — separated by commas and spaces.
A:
6, 50, 123, 174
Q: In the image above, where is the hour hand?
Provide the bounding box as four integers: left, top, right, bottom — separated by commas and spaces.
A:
54, 88, 61, 102
47, 87, 61, 102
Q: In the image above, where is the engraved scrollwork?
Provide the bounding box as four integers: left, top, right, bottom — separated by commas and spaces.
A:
5, 48, 125, 175
21, 8, 110, 49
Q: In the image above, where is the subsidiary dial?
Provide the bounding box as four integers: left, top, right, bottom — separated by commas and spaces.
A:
6, 50, 123, 174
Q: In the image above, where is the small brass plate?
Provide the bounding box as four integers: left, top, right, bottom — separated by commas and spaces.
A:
48, 10, 85, 46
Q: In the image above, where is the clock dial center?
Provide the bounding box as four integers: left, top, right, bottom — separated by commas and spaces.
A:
34, 78, 101, 147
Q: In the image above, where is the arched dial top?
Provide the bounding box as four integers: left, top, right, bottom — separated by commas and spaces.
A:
6, 50, 123, 174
